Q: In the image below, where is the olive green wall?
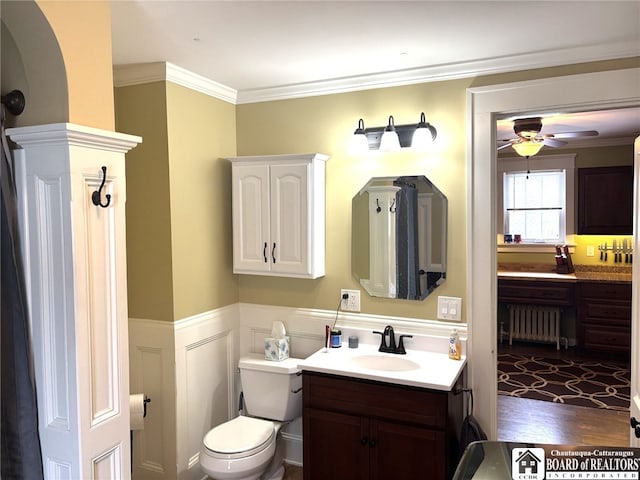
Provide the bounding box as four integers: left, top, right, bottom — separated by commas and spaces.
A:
236, 80, 470, 321
165, 82, 238, 320
115, 82, 238, 322
235, 60, 638, 322
115, 82, 174, 321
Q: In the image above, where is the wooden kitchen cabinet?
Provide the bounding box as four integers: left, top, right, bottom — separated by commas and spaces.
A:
577, 165, 633, 235
302, 371, 463, 480
230, 153, 328, 278
577, 282, 632, 357
498, 278, 576, 306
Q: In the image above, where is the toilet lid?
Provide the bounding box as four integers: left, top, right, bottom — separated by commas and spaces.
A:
203, 416, 274, 455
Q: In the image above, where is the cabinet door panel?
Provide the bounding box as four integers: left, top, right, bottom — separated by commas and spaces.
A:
270, 163, 309, 275
371, 420, 446, 480
303, 408, 368, 480
232, 164, 270, 272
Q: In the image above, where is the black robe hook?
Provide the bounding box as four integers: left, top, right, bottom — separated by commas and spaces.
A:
91, 166, 111, 208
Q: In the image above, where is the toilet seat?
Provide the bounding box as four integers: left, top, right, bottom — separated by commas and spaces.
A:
203, 416, 275, 459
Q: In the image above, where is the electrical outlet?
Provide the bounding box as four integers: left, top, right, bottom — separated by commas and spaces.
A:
437, 296, 462, 321
340, 289, 361, 312
586, 245, 595, 257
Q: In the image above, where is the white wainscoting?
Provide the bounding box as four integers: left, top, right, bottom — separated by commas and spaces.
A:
238, 302, 467, 466
130, 302, 466, 478
129, 304, 238, 480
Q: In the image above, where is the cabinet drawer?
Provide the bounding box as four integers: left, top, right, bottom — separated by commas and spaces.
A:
578, 282, 631, 301
303, 372, 448, 429
498, 280, 575, 306
580, 302, 631, 325
581, 325, 630, 353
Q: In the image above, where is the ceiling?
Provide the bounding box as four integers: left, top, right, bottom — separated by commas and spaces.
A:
109, 1, 640, 147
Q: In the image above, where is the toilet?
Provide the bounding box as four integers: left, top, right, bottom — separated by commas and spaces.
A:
200, 354, 303, 480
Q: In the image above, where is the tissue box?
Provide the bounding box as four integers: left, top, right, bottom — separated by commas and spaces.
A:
265, 337, 289, 361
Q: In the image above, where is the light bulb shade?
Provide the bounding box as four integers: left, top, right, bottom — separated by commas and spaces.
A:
411, 112, 437, 151
512, 141, 544, 157
349, 118, 370, 153
379, 115, 401, 151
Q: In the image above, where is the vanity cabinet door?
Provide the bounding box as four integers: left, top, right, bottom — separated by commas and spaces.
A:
372, 420, 446, 480
302, 371, 462, 480
303, 408, 369, 480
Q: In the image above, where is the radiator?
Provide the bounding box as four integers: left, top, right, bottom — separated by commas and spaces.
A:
508, 304, 566, 350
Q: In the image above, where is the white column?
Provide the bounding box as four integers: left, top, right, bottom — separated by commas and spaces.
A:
9, 123, 141, 479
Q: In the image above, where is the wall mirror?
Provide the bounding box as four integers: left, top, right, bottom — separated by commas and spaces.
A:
352, 175, 447, 300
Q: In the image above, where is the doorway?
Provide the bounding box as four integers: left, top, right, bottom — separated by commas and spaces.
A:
494, 109, 635, 445
466, 68, 640, 442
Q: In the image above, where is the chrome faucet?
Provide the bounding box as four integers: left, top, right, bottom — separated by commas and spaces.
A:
372, 325, 413, 355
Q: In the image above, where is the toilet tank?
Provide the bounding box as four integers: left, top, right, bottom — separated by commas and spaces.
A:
239, 354, 303, 421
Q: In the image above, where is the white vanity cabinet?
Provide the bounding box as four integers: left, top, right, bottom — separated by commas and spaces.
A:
229, 153, 329, 278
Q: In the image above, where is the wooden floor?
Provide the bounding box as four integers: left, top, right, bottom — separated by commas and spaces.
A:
283, 464, 303, 480
497, 342, 631, 446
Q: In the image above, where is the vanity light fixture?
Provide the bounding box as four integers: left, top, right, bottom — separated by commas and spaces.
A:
379, 116, 401, 152
350, 112, 437, 152
411, 112, 437, 152
349, 118, 370, 153
511, 139, 544, 157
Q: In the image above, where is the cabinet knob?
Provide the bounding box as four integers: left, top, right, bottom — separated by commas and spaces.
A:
369, 439, 377, 448
360, 437, 368, 446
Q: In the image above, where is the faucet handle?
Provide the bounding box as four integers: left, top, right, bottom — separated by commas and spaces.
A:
372, 330, 389, 352
397, 335, 413, 355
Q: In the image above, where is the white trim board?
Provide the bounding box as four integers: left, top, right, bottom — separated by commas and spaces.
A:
467, 67, 640, 440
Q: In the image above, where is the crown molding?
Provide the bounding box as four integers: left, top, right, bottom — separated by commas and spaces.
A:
113, 62, 238, 104
113, 40, 639, 105
236, 40, 640, 104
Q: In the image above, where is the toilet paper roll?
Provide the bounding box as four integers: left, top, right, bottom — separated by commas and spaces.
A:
130, 393, 146, 431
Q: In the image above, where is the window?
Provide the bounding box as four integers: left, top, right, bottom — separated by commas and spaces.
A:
497, 154, 575, 247
504, 170, 565, 243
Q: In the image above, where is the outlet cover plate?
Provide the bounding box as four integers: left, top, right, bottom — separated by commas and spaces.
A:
340, 289, 361, 312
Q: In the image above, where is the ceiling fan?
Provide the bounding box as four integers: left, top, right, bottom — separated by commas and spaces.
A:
497, 117, 599, 157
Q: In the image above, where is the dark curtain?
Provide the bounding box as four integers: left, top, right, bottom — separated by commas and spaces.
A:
1, 112, 44, 479
395, 179, 421, 300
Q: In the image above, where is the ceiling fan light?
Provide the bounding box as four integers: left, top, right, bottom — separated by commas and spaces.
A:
512, 141, 544, 157
379, 115, 401, 151
349, 118, 370, 153
411, 112, 437, 151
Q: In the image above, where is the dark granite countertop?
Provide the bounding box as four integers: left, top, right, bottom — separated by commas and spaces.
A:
497, 263, 631, 284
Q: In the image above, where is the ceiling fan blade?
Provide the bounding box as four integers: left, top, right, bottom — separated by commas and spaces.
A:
543, 138, 567, 147
550, 130, 599, 138
497, 142, 514, 151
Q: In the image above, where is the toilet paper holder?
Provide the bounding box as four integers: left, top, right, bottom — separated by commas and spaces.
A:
143, 396, 151, 418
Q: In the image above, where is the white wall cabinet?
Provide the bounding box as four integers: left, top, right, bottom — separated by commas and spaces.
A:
230, 153, 328, 279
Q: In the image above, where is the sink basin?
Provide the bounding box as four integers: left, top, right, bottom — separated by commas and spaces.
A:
350, 354, 420, 372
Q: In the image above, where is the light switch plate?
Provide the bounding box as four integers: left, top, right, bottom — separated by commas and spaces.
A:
437, 296, 462, 321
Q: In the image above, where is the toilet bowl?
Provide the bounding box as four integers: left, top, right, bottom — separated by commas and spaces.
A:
200, 354, 302, 480
200, 416, 277, 480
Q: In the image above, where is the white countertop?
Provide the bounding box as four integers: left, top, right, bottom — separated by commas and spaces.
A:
297, 343, 466, 391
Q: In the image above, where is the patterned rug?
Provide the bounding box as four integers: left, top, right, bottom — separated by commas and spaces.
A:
497, 353, 630, 411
